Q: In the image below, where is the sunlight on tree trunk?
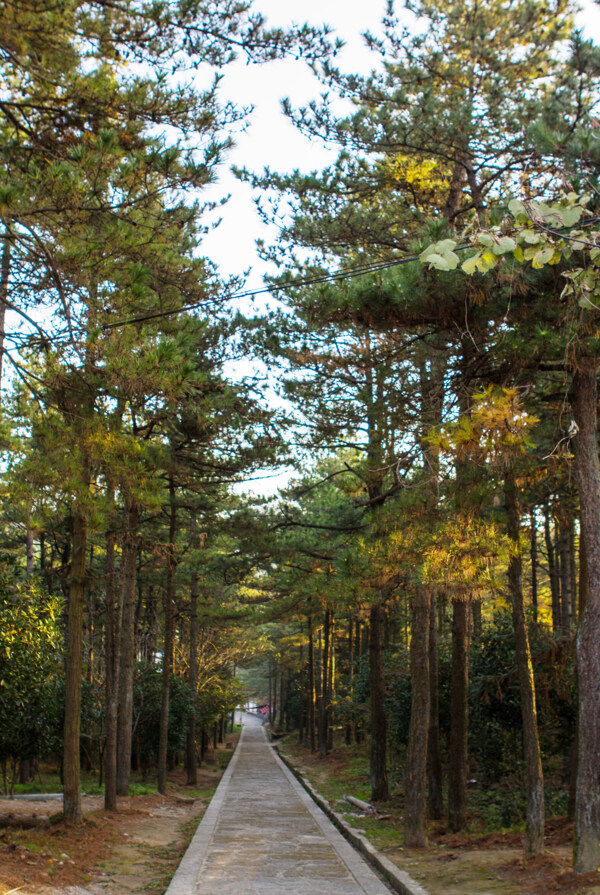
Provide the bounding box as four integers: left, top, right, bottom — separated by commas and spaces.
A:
571, 361, 600, 874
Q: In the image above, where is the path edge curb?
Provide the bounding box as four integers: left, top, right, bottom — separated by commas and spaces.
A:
274, 746, 430, 895
164, 731, 244, 895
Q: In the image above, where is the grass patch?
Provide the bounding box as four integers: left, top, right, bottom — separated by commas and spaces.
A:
216, 751, 233, 770
128, 781, 158, 796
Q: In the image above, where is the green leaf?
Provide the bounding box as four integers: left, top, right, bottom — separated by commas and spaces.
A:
508, 199, 527, 218
496, 236, 517, 253
422, 252, 451, 270
480, 249, 499, 270
434, 239, 458, 253
531, 247, 555, 269
462, 254, 482, 274
560, 206, 584, 227
420, 239, 457, 261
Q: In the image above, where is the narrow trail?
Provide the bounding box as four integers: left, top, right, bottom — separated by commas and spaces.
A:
166, 713, 395, 895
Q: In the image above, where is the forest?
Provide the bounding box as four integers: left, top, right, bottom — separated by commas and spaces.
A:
1, 0, 600, 881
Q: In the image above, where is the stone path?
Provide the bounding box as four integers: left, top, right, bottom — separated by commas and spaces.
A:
166, 713, 394, 895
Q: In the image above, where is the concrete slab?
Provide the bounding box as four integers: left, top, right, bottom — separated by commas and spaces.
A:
165, 713, 394, 895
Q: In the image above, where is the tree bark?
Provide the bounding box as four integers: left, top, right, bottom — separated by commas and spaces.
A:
308, 610, 316, 752
279, 670, 286, 730
355, 620, 363, 744
405, 587, 431, 846
559, 509, 573, 631
579, 526, 588, 618
104, 489, 119, 811
26, 529, 34, 578
505, 473, 545, 857
319, 609, 330, 757
345, 617, 354, 746
448, 598, 470, 832
427, 590, 443, 821
116, 498, 138, 797
369, 600, 389, 801
0, 232, 10, 388
158, 481, 176, 794
530, 510, 538, 625
186, 552, 199, 785
63, 507, 87, 824
545, 505, 560, 632
571, 361, 600, 873
327, 609, 335, 752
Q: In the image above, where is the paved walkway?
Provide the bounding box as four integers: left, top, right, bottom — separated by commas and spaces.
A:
166, 713, 394, 895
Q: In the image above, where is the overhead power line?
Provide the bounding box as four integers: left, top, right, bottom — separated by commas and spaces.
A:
101, 252, 432, 330
101, 212, 600, 331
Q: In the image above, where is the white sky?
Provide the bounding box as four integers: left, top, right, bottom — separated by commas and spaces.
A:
200, 0, 390, 290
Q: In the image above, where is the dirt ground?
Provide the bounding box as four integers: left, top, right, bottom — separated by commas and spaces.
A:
0, 765, 223, 895
389, 823, 600, 895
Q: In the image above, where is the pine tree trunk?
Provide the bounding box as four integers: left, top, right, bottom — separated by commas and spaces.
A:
278, 668, 285, 730
157, 482, 176, 795
569, 521, 577, 627
530, 510, 538, 625
63, 508, 87, 824
369, 600, 389, 801
299, 641, 305, 745
319, 609, 330, 757
327, 610, 335, 752
355, 620, 364, 745
0, 232, 10, 388
268, 665, 272, 725
568, 525, 586, 822
545, 505, 560, 632
448, 598, 470, 832
86, 545, 95, 688
271, 663, 277, 726
345, 617, 354, 746
579, 526, 588, 617
117, 498, 138, 797
427, 590, 443, 821
405, 587, 431, 845
104, 493, 119, 811
26, 529, 34, 578
571, 361, 600, 873
308, 611, 316, 752
186, 563, 199, 785
559, 509, 573, 631
505, 473, 545, 857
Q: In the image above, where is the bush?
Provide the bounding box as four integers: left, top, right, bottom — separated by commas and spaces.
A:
0, 576, 64, 791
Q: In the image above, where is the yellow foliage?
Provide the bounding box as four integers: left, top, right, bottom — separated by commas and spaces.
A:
381, 154, 452, 210
430, 386, 539, 465
422, 517, 505, 598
